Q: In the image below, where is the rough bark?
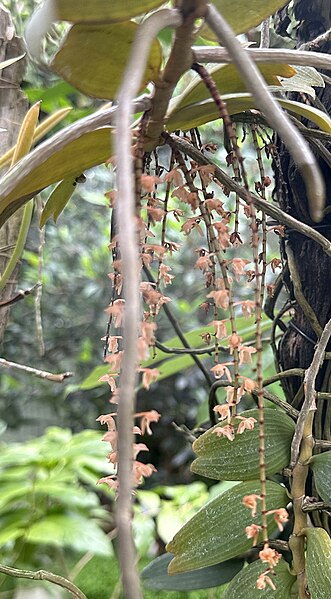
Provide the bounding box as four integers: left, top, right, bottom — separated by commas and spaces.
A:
274, 0, 331, 530
0, 4, 28, 342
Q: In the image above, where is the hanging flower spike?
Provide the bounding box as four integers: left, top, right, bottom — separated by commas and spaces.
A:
135, 410, 161, 435
256, 572, 276, 591
238, 344, 257, 365
236, 416, 257, 434
213, 424, 235, 441
245, 523, 262, 546
259, 546, 282, 569
242, 494, 262, 518
138, 367, 160, 390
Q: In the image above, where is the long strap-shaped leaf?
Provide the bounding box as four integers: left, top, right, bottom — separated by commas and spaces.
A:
205, 3, 326, 222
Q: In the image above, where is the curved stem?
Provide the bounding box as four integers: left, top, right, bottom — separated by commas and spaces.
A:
205, 3, 325, 222
0, 563, 87, 599
114, 9, 182, 599
0, 200, 33, 292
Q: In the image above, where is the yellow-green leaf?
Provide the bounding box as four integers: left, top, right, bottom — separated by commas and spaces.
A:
0, 128, 113, 227
306, 528, 331, 599
191, 408, 295, 481
40, 177, 77, 227
166, 481, 288, 574
170, 63, 296, 114
202, 0, 291, 37
223, 558, 296, 599
53, 0, 165, 22
50, 22, 162, 99
166, 92, 331, 134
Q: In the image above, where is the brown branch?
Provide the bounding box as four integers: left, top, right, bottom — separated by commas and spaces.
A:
144, 0, 207, 151
165, 134, 331, 257
193, 46, 331, 71
290, 317, 331, 468
0, 357, 73, 382
114, 10, 182, 599
0, 564, 87, 599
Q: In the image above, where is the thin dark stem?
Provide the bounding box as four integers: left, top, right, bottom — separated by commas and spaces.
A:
144, 265, 212, 385
0, 564, 87, 599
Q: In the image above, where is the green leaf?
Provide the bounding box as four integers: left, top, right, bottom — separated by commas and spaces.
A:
40, 177, 77, 227
142, 553, 244, 591
166, 481, 288, 574
306, 528, 331, 599
310, 451, 331, 506
223, 558, 296, 599
50, 21, 161, 99
0, 127, 113, 227
166, 93, 331, 134
203, 0, 294, 36
191, 408, 295, 481
53, 0, 165, 22
170, 63, 296, 114
27, 514, 111, 555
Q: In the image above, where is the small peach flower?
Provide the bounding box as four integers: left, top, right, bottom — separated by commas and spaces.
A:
98, 373, 117, 392
97, 475, 118, 490
259, 546, 281, 568
238, 345, 257, 365
207, 289, 230, 310
104, 299, 125, 327
210, 362, 232, 381
245, 523, 261, 546
139, 368, 160, 390
241, 377, 256, 393
135, 410, 161, 435
228, 333, 242, 352
236, 416, 257, 434
234, 300, 256, 318
133, 461, 157, 484
213, 424, 235, 441
225, 385, 243, 405
159, 263, 174, 286
256, 573, 276, 591
228, 258, 250, 281
210, 320, 227, 339
141, 321, 157, 345
242, 494, 261, 517
267, 508, 289, 531
213, 404, 231, 421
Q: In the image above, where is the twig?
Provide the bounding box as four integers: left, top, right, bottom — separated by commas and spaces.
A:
0, 283, 39, 308
114, 9, 182, 599
154, 339, 217, 355
263, 368, 305, 386
35, 196, 45, 356
193, 47, 331, 71
254, 388, 299, 420
299, 27, 331, 51
314, 439, 331, 449
205, 3, 326, 222
166, 134, 331, 258
0, 357, 73, 382
290, 317, 331, 468
260, 18, 270, 49
0, 563, 87, 599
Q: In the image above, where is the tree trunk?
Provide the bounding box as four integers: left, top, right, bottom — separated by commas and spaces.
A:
0, 4, 28, 342
274, 0, 331, 530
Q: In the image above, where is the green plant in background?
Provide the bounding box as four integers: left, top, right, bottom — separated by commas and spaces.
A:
0, 0, 331, 598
